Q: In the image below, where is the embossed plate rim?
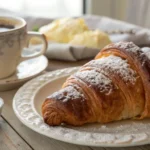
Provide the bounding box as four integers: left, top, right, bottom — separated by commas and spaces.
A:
13, 67, 150, 147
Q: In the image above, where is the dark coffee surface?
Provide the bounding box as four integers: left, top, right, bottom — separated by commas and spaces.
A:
0, 24, 14, 32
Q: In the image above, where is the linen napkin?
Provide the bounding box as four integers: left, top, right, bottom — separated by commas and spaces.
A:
29, 43, 99, 61
24, 15, 150, 61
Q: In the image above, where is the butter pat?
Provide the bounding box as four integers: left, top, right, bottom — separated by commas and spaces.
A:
69, 30, 111, 49
40, 18, 89, 43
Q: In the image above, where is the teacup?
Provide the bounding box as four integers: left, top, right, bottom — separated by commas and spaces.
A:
0, 16, 47, 79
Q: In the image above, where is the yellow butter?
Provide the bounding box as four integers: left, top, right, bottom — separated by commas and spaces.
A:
69, 30, 111, 49
40, 18, 89, 43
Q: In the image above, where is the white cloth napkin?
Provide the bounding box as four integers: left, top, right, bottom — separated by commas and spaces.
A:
24, 15, 150, 61
29, 43, 99, 61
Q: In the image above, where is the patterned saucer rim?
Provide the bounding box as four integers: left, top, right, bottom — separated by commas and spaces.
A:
0, 55, 48, 84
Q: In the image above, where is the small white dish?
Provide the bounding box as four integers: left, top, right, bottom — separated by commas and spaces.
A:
0, 55, 48, 91
0, 97, 4, 115
13, 67, 150, 147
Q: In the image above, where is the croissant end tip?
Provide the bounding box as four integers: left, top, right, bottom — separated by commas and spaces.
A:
43, 110, 63, 126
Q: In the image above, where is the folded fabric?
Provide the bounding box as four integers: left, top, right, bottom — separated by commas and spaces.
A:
28, 43, 99, 61
25, 15, 150, 47
24, 15, 150, 61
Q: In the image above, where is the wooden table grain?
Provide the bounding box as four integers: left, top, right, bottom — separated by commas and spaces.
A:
0, 59, 150, 150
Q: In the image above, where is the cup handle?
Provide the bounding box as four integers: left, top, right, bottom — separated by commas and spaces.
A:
21, 31, 47, 61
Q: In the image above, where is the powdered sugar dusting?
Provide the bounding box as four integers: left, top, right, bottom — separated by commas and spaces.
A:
141, 47, 150, 60
14, 67, 150, 146
87, 55, 137, 84
75, 70, 113, 94
50, 86, 84, 102
105, 42, 140, 53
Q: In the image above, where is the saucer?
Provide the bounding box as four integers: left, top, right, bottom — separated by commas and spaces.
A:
0, 55, 48, 91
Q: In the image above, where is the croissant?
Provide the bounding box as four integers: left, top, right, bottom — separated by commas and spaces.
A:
42, 41, 150, 126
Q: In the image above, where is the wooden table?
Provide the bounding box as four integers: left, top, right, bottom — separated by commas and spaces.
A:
0, 59, 150, 150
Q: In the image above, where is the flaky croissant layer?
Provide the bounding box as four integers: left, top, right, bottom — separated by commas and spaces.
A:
42, 42, 150, 126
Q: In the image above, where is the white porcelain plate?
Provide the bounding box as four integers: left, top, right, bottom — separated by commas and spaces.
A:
13, 67, 150, 147
0, 55, 48, 91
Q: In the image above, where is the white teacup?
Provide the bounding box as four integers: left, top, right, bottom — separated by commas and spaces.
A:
0, 16, 47, 79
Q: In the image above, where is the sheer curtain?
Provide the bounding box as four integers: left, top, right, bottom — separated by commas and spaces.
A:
126, 0, 150, 28
0, 0, 83, 17
86, 0, 150, 28
1, 0, 150, 28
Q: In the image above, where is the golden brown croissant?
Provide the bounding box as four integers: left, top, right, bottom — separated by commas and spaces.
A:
42, 41, 150, 126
